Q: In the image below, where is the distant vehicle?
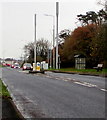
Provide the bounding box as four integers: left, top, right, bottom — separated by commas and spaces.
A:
14, 63, 20, 69
2, 63, 6, 67
6, 63, 11, 67
11, 64, 14, 68
22, 63, 33, 70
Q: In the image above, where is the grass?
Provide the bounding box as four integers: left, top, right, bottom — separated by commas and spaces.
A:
0, 79, 23, 119
0, 64, 2, 67
0, 79, 10, 97
48, 68, 107, 76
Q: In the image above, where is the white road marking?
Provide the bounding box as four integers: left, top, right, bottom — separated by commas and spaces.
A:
46, 75, 52, 78
44, 74, 107, 92
100, 89, 107, 92
83, 82, 97, 87
19, 71, 29, 73
55, 78, 61, 80
63, 80, 68, 81
67, 78, 72, 80
21, 72, 106, 92
74, 81, 97, 88
74, 81, 91, 87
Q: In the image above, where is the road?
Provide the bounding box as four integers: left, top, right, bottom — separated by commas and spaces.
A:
1, 67, 106, 118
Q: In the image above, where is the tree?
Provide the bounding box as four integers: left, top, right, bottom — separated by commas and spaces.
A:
59, 29, 71, 44
77, 9, 107, 26
36, 38, 50, 60
59, 23, 105, 68
23, 38, 50, 64
24, 42, 34, 63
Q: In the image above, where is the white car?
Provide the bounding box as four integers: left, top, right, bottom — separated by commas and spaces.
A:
14, 63, 20, 69
22, 63, 32, 70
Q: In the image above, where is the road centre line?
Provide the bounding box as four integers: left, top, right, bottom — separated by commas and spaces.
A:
55, 77, 61, 80
19, 71, 107, 92
19, 71, 29, 73
74, 81, 97, 88
45, 74, 98, 88
63, 79, 68, 81
46, 75, 52, 78
83, 82, 97, 87
44, 74, 107, 92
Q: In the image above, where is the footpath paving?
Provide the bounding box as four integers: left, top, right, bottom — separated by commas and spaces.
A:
1, 96, 24, 120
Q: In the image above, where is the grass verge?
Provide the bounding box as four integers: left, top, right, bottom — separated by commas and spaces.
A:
48, 68, 107, 76
0, 79, 24, 119
0, 79, 10, 97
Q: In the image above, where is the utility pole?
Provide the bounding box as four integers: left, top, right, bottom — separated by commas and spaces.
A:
56, 2, 59, 69
34, 14, 37, 71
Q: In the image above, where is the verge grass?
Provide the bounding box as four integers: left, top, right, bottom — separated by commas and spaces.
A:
48, 68, 107, 76
0, 79, 10, 97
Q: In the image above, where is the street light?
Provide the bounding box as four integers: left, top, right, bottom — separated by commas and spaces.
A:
44, 14, 55, 69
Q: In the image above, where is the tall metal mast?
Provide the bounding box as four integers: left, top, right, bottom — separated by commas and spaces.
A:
56, 2, 59, 69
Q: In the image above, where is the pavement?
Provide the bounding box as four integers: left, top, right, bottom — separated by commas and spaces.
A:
1, 96, 24, 120
0, 68, 24, 119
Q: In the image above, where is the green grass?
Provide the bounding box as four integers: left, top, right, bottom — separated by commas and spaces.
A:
0, 79, 10, 97
48, 68, 107, 75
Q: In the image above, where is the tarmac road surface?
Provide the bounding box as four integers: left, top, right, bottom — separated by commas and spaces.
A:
1, 67, 106, 119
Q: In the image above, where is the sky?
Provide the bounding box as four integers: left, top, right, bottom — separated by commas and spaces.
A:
0, 0, 103, 59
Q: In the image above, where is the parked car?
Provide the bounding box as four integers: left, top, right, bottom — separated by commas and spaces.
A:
14, 63, 20, 69
11, 64, 14, 68
22, 63, 33, 70
6, 63, 11, 67
2, 63, 7, 67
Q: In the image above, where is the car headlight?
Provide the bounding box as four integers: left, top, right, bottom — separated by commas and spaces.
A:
23, 66, 26, 69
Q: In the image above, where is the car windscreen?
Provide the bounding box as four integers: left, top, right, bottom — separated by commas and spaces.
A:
24, 64, 32, 67
14, 64, 19, 66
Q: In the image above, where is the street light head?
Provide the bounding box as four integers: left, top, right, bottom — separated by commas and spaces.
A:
44, 14, 49, 16
44, 14, 54, 17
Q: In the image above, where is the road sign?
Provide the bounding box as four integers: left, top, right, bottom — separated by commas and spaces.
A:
36, 62, 40, 71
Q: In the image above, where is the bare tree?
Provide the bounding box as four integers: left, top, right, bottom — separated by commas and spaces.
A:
97, 0, 107, 10
23, 38, 50, 63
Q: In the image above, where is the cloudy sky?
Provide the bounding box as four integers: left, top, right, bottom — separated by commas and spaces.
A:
0, 0, 103, 59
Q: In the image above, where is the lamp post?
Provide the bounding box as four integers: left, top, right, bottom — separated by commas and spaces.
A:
44, 14, 55, 69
